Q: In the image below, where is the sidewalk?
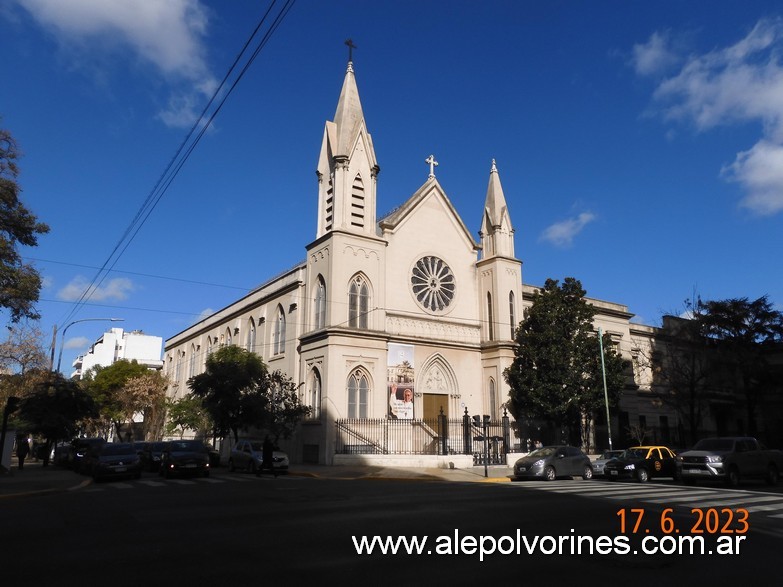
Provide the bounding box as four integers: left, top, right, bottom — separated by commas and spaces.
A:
1, 457, 512, 499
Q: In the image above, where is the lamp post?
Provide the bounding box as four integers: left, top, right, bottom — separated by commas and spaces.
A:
55, 318, 124, 374
598, 327, 613, 451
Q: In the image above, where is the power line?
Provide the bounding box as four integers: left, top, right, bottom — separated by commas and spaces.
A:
58, 0, 297, 329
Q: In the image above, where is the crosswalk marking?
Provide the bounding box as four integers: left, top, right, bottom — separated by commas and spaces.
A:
503, 479, 783, 528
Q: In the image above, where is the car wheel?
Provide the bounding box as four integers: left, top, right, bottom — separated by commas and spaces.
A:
765, 465, 779, 486
544, 466, 556, 481
683, 477, 696, 486
726, 467, 740, 487
203, 470, 210, 478
636, 468, 649, 483
248, 461, 257, 474
582, 466, 593, 480
228, 459, 235, 472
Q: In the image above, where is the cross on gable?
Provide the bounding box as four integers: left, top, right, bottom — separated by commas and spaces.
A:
425, 154, 438, 179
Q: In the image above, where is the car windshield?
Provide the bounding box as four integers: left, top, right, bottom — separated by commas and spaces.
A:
100, 444, 135, 456
250, 442, 263, 451
600, 450, 623, 460
168, 441, 205, 452
693, 439, 735, 451
150, 442, 167, 451
528, 447, 557, 457
625, 448, 647, 459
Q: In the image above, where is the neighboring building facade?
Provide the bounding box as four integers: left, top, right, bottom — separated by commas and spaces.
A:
72, 328, 164, 380
164, 58, 676, 464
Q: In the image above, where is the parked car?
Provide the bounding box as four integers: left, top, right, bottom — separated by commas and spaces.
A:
512, 445, 593, 481
138, 441, 168, 472
159, 440, 210, 478
228, 439, 290, 474
69, 438, 106, 474
88, 442, 143, 482
592, 449, 625, 477
677, 437, 783, 486
603, 446, 678, 482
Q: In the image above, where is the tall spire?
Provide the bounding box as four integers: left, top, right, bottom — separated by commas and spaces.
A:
480, 159, 515, 259
333, 43, 365, 157
315, 46, 379, 238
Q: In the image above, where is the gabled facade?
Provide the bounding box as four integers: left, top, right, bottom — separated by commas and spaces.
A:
164, 57, 674, 463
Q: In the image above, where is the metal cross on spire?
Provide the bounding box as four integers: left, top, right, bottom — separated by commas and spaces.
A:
425, 154, 438, 179
345, 39, 357, 62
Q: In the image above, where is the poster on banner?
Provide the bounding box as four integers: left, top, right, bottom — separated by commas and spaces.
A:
388, 343, 414, 419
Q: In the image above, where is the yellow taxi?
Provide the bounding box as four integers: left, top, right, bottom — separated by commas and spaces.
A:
603, 445, 678, 482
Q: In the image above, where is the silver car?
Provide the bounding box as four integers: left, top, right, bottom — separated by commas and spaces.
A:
513, 445, 593, 481
228, 440, 289, 473
592, 449, 625, 477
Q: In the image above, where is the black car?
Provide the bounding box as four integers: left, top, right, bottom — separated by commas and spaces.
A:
69, 438, 106, 474
138, 441, 168, 472
88, 442, 143, 482
159, 440, 210, 478
603, 445, 678, 482
512, 445, 593, 481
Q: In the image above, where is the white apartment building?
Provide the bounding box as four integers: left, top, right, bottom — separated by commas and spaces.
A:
72, 328, 163, 380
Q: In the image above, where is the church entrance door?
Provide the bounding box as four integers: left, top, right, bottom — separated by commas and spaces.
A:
423, 394, 449, 420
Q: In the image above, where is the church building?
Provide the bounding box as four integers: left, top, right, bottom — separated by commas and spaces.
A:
163, 57, 670, 465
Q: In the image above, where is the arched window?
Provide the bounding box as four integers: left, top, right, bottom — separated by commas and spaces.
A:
274, 305, 286, 355
207, 336, 214, 357
309, 369, 322, 419
509, 291, 516, 339
487, 292, 494, 340
314, 277, 326, 330
174, 350, 182, 384
489, 378, 497, 420
349, 275, 369, 329
347, 370, 369, 418
188, 344, 197, 378
246, 318, 256, 353
225, 327, 233, 347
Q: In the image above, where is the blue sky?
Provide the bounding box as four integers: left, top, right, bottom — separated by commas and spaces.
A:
2, 0, 783, 371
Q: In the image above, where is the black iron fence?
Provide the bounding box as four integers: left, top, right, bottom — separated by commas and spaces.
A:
335, 413, 513, 465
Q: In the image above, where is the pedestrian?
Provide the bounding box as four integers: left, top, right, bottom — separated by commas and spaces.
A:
16, 436, 30, 471
257, 435, 278, 478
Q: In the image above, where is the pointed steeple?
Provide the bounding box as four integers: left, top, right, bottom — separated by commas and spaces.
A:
315, 52, 379, 238
333, 60, 365, 157
480, 159, 515, 259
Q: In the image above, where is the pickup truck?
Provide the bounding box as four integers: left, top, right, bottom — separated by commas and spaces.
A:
677, 436, 783, 486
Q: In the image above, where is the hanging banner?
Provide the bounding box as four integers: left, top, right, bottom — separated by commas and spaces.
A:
387, 343, 414, 419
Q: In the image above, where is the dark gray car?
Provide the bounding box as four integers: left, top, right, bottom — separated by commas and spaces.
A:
512, 445, 593, 481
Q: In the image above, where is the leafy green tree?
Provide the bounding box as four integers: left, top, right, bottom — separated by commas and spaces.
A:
265, 370, 311, 443
187, 346, 310, 444
0, 124, 50, 323
81, 359, 156, 440
697, 295, 783, 436
18, 372, 97, 465
504, 277, 626, 448
164, 396, 212, 439
188, 345, 269, 444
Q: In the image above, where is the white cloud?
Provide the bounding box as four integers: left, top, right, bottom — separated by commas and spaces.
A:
638, 18, 783, 216
539, 212, 596, 248
57, 276, 135, 302
631, 31, 680, 77
722, 140, 783, 215
64, 336, 90, 350
14, 0, 217, 127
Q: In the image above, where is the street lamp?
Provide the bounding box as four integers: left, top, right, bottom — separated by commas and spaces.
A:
55, 318, 124, 374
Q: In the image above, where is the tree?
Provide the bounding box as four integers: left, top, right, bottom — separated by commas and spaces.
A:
697, 295, 783, 436
81, 359, 160, 440
504, 277, 626, 449
0, 124, 50, 323
18, 372, 97, 465
188, 345, 269, 444
646, 313, 713, 446
164, 396, 212, 439
265, 370, 311, 443
120, 371, 168, 441
187, 346, 310, 445
0, 325, 50, 412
